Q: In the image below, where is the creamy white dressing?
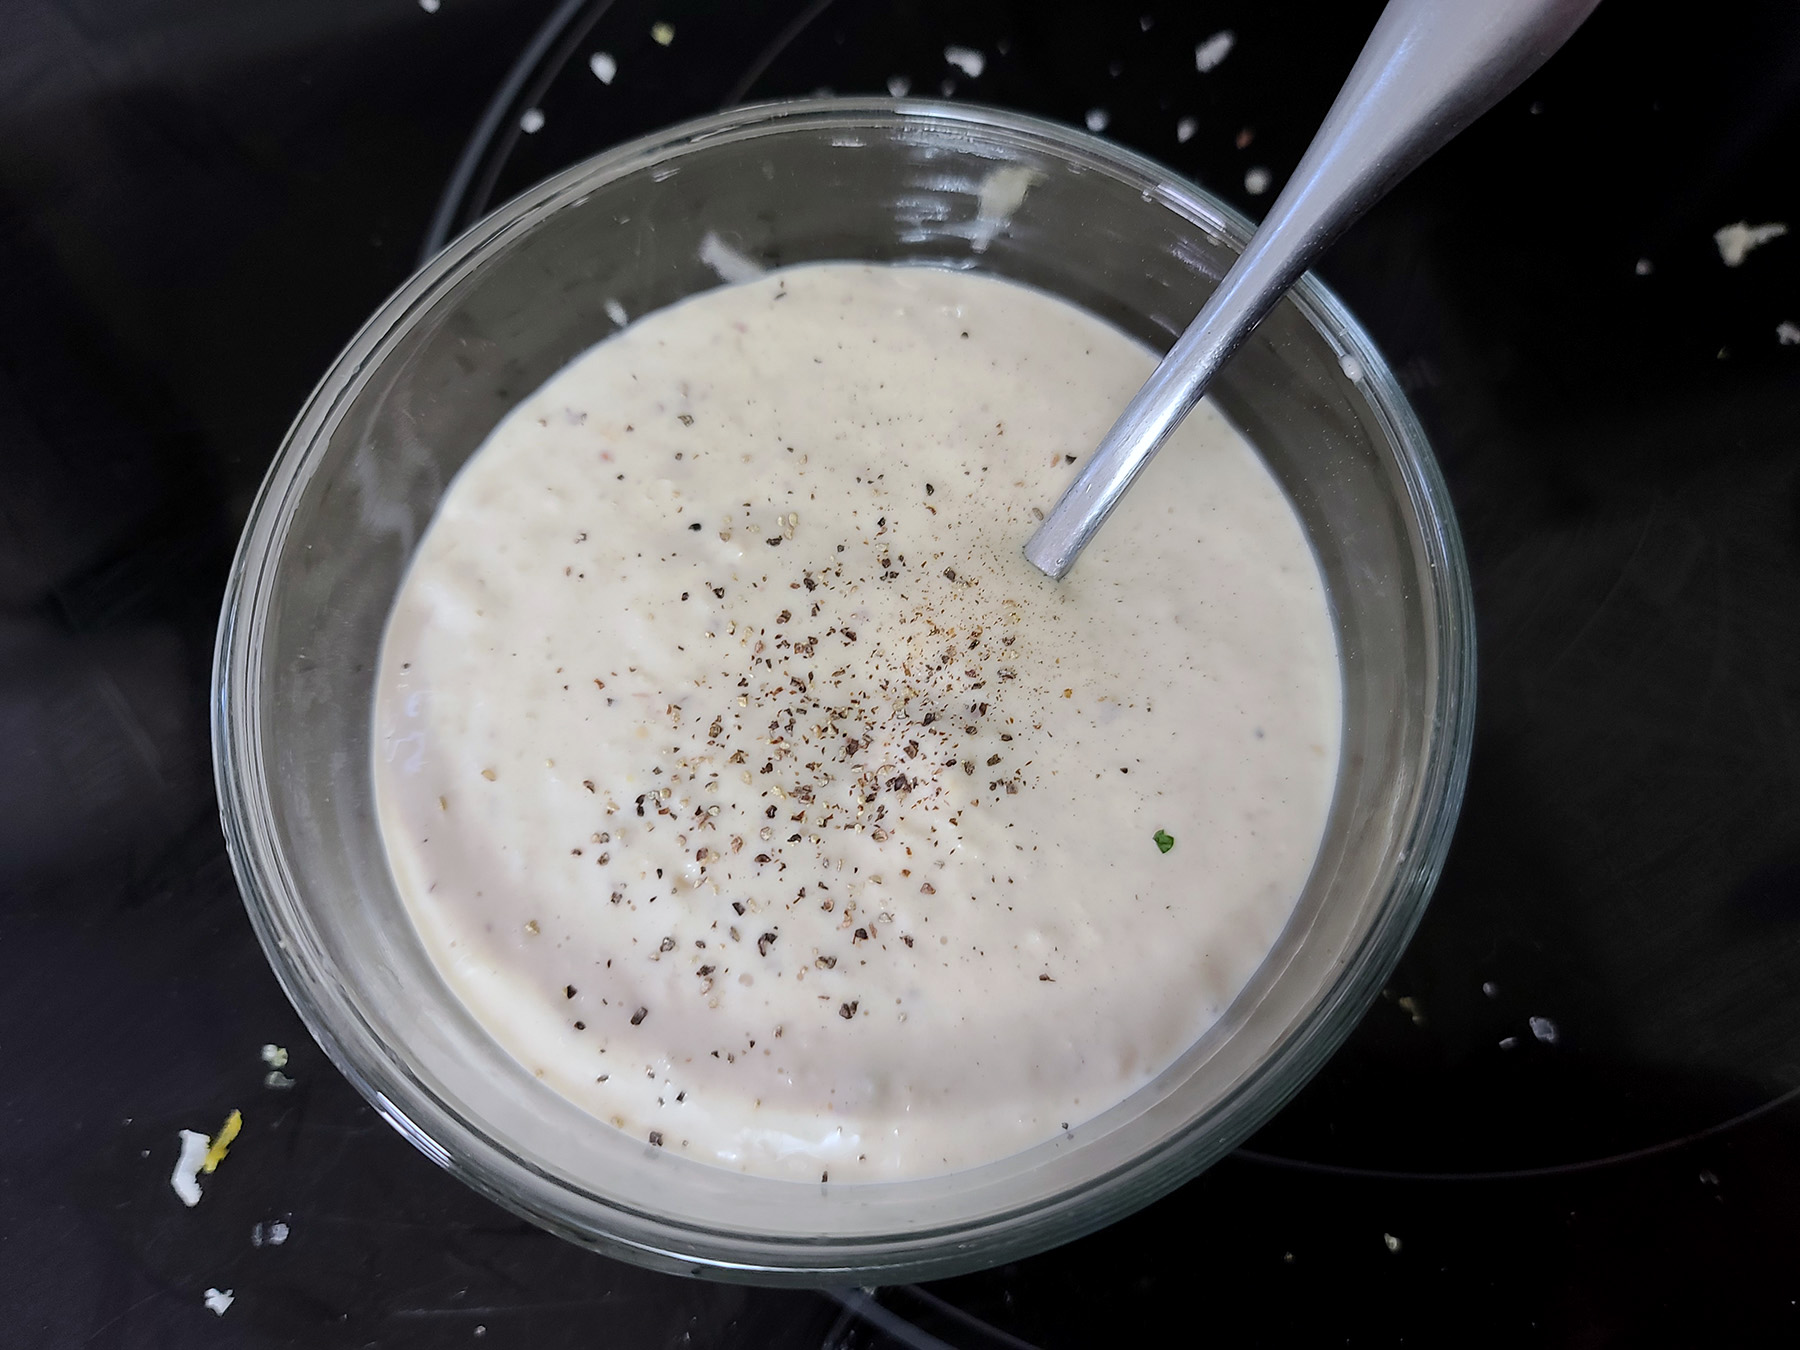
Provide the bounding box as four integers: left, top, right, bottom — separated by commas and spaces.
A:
373, 263, 1341, 1181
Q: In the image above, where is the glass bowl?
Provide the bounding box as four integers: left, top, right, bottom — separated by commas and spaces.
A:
212, 98, 1474, 1284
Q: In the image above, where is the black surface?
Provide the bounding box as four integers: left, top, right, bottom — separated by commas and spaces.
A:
4, 1, 1799, 1346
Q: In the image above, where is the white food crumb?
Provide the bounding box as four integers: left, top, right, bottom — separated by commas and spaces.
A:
171, 1129, 209, 1207
886, 74, 911, 97
204, 1288, 234, 1316
944, 46, 985, 78
698, 231, 763, 284
1777, 321, 1800, 345
1140, 15, 1153, 31
1499, 1035, 1519, 1049
1482, 980, 1498, 998
1244, 166, 1272, 195
1528, 1015, 1559, 1044
1714, 221, 1787, 267
1176, 116, 1198, 144
605, 299, 629, 328
418, 0, 439, 11
589, 52, 617, 84
1085, 108, 1110, 133
651, 21, 674, 46
252, 1219, 290, 1247
970, 165, 1043, 252
1634, 257, 1653, 276
259, 1044, 287, 1069
1195, 30, 1236, 73
263, 1070, 295, 1090
1338, 354, 1364, 382
520, 108, 546, 135
1383, 1233, 1401, 1253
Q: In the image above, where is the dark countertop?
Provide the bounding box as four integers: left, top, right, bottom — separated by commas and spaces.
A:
4, 1, 1798, 1345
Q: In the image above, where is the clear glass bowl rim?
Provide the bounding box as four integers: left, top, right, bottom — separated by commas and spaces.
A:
212, 97, 1476, 1283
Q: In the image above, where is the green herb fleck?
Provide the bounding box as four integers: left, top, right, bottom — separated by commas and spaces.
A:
1153, 829, 1175, 854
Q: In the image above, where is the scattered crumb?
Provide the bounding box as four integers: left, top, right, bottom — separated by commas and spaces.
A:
1528, 1015, 1559, 1044
1176, 116, 1198, 144
1085, 108, 1110, 133
171, 1129, 210, 1207
1481, 981, 1498, 998
201, 1110, 242, 1174
203, 1288, 234, 1317
418, 0, 439, 11
605, 299, 629, 328
699, 231, 763, 284
944, 45, 985, 78
1499, 1035, 1519, 1049
1777, 321, 1800, 345
1714, 221, 1787, 267
1338, 353, 1364, 382
970, 164, 1043, 252
1195, 30, 1236, 73
264, 1071, 296, 1090
1634, 257, 1653, 276
589, 52, 617, 84
259, 1044, 288, 1069
520, 108, 546, 135
251, 1219, 290, 1247
886, 74, 911, 97
1244, 166, 1272, 195
651, 21, 675, 46
1383, 1233, 1401, 1253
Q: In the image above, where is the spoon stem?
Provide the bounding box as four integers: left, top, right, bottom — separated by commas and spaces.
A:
1024, 0, 1600, 580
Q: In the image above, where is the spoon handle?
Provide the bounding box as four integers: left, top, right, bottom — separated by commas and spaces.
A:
1023, 0, 1601, 580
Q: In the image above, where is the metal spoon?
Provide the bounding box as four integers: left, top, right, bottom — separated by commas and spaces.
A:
1023, 0, 1601, 580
